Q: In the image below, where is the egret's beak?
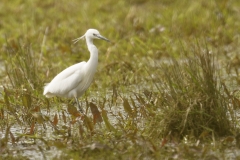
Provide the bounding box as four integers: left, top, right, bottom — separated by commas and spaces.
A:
94, 34, 110, 42
72, 35, 85, 44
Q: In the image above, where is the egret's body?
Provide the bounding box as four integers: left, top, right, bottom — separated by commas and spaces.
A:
43, 29, 109, 112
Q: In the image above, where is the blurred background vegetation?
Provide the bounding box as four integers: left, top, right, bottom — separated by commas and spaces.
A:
0, 0, 240, 159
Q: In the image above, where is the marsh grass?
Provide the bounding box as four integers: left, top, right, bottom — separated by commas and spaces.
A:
148, 41, 238, 139
2, 39, 238, 159
4, 41, 42, 90
1, 0, 240, 159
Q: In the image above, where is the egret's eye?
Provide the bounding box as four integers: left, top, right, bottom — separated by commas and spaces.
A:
93, 33, 96, 36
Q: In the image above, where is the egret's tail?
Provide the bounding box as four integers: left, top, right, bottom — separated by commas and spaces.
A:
43, 83, 53, 98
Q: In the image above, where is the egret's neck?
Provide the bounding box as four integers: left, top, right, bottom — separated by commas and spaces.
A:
86, 37, 93, 49
85, 38, 98, 70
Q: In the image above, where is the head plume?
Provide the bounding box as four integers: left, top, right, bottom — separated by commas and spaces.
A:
72, 34, 85, 44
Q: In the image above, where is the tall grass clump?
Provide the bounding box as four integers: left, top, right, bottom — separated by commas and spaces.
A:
150, 42, 238, 138
1, 40, 46, 127
3, 40, 43, 91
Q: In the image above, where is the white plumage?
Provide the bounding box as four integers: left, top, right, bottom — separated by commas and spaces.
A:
43, 29, 109, 112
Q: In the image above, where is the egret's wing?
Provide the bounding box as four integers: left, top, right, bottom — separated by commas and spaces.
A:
44, 62, 86, 97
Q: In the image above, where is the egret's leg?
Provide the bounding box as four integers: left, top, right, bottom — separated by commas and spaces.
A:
74, 97, 84, 113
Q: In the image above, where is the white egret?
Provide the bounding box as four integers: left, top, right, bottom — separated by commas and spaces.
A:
43, 29, 110, 113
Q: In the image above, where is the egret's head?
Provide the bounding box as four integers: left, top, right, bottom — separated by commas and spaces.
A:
73, 29, 110, 44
